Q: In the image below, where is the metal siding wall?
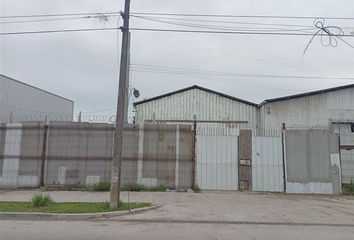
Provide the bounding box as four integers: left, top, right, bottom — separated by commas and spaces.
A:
340, 132, 354, 184
0, 75, 74, 122
284, 129, 340, 194
196, 127, 238, 190
260, 87, 354, 129
252, 134, 283, 192
341, 150, 354, 184
135, 89, 257, 129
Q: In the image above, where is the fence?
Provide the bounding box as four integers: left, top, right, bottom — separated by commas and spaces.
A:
0, 121, 352, 194
0, 122, 194, 189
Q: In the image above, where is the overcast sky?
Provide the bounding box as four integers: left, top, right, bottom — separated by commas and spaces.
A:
0, 0, 353, 121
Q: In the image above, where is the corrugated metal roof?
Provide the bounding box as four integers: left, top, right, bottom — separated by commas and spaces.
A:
0, 74, 74, 103
134, 85, 258, 107
260, 84, 354, 106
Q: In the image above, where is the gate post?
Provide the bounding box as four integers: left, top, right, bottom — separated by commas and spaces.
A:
281, 123, 287, 193
192, 121, 197, 188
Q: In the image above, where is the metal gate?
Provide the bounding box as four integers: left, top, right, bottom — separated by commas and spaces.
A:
196, 127, 238, 190
340, 132, 354, 184
252, 131, 284, 192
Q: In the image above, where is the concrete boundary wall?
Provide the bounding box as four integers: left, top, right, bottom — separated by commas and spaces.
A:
0, 122, 193, 189
0, 122, 347, 194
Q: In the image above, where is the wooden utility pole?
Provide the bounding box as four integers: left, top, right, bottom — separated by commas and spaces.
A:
110, 0, 131, 208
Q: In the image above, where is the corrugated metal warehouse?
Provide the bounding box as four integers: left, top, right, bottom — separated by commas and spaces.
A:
259, 84, 354, 130
134, 84, 354, 193
135, 84, 354, 131
0, 74, 74, 123
134, 85, 258, 129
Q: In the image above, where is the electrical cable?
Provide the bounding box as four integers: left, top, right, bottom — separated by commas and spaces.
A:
131, 15, 317, 33
129, 27, 354, 37
0, 12, 121, 19
131, 12, 354, 20
131, 64, 354, 80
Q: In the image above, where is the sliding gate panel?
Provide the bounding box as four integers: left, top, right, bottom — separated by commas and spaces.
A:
196, 127, 238, 190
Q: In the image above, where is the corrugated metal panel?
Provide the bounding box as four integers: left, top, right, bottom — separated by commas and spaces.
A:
286, 182, 333, 194
260, 87, 354, 129
136, 88, 257, 129
0, 75, 74, 123
252, 135, 283, 192
196, 127, 238, 190
341, 149, 354, 184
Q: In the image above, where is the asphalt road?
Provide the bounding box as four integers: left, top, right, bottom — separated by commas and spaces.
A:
1, 220, 353, 240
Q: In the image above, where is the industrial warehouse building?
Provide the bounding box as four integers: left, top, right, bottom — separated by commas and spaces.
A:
134, 84, 354, 193
0, 74, 74, 123
134, 84, 354, 131
0, 83, 353, 194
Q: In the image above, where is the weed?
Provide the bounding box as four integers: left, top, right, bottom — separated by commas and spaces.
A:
148, 184, 167, 192
121, 183, 146, 191
92, 181, 111, 192
121, 183, 167, 192
343, 179, 354, 194
31, 193, 54, 207
192, 185, 201, 193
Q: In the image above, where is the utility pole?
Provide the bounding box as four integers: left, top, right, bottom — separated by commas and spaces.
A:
110, 0, 131, 208
124, 32, 131, 123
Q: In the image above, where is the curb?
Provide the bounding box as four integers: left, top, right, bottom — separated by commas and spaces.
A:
97, 218, 354, 227
0, 205, 162, 221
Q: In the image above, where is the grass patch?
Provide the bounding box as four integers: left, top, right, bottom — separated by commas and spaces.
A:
0, 201, 151, 213
121, 183, 167, 192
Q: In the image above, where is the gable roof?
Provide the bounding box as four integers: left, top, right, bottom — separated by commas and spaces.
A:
260, 83, 354, 106
133, 85, 258, 107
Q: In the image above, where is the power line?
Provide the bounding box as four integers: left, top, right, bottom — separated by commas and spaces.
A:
0, 15, 119, 24
130, 69, 297, 91
131, 64, 354, 80
132, 12, 354, 20
3, 27, 352, 37
131, 15, 316, 33
0, 27, 120, 36
129, 27, 354, 37
0, 12, 121, 19
132, 15, 314, 28
2, 11, 353, 21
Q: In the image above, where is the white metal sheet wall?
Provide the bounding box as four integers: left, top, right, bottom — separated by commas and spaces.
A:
135, 88, 257, 129
260, 87, 354, 129
341, 150, 354, 184
196, 127, 238, 190
0, 75, 74, 122
252, 135, 284, 192
340, 132, 354, 184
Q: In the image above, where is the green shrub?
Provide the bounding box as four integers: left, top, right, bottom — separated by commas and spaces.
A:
122, 183, 146, 191
121, 183, 167, 192
192, 185, 201, 193
148, 184, 167, 192
92, 181, 111, 192
32, 193, 54, 207
343, 179, 354, 194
